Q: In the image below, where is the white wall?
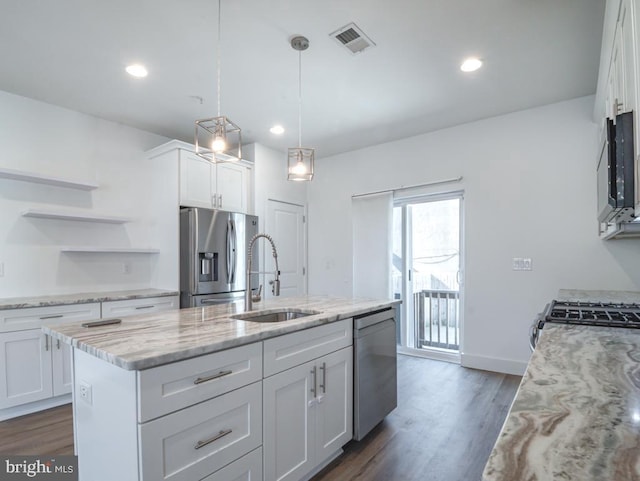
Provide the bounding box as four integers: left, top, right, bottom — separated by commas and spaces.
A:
307, 95, 640, 375
0, 90, 176, 298
244, 142, 308, 290
244, 142, 308, 222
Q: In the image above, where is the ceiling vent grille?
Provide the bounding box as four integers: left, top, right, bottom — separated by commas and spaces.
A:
330, 23, 376, 55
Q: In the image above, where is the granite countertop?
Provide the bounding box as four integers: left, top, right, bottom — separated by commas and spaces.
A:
0, 288, 179, 310
483, 289, 640, 480
43, 296, 399, 371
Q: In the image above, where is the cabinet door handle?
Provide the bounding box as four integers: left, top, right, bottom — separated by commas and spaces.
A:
319, 362, 327, 394
194, 370, 233, 385
310, 366, 317, 397
44, 335, 49, 351
195, 429, 232, 450
219, 194, 223, 207
57, 339, 61, 350
135, 305, 154, 310
40, 314, 64, 320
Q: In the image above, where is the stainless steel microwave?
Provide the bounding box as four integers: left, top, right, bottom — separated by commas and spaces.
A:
597, 111, 635, 224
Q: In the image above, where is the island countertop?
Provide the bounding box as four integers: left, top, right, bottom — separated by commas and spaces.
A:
43, 296, 399, 371
483, 290, 640, 481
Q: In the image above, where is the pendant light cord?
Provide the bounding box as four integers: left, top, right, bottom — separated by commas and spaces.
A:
216, 0, 222, 117
298, 49, 302, 148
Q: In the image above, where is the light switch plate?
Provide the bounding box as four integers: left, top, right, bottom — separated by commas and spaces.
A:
513, 257, 533, 271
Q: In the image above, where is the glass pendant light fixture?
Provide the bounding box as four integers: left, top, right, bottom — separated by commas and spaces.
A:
287, 35, 314, 181
194, 0, 241, 162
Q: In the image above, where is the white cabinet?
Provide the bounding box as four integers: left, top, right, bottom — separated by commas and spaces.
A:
0, 329, 52, 408
179, 149, 252, 214
0, 302, 101, 410
262, 319, 353, 481
74, 342, 264, 481
101, 295, 179, 319
139, 382, 262, 481
0, 295, 178, 418
263, 347, 353, 481
52, 339, 73, 396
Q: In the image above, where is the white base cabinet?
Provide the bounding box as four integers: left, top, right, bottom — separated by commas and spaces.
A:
263, 347, 353, 481
0, 302, 101, 410
0, 329, 53, 408
0, 295, 178, 418
70, 318, 355, 481
262, 319, 353, 481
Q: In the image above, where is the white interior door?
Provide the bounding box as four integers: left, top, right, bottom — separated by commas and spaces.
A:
265, 200, 306, 298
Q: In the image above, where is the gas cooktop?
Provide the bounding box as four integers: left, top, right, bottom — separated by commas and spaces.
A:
543, 300, 640, 329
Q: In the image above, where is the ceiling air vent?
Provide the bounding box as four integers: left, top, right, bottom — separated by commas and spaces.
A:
330, 23, 376, 55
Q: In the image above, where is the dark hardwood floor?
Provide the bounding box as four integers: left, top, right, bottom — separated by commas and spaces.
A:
312, 355, 521, 481
0, 355, 520, 481
0, 404, 73, 455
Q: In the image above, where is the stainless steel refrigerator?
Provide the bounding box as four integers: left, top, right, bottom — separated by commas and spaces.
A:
179, 207, 259, 308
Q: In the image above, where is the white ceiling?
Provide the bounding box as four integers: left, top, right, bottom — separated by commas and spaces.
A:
0, 0, 605, 158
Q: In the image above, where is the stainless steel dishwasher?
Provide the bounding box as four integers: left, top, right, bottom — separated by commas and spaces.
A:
353, 308, 397, 441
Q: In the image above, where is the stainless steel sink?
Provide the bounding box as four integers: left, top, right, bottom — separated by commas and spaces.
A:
231, 309, 321, 323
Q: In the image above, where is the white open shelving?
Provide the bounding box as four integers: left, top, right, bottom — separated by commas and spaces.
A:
22, 208, 132, 224
0, 167, 98, 191
60, 247, 160, 254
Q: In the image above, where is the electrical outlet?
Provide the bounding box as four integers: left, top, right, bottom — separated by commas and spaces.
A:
522, 258, 533, 270
123, 262, 131, 275
78, 381, 92, 405
0, 262, 4, 277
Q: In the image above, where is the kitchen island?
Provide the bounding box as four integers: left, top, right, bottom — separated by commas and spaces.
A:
483, 290, 640, 480
43, 296, 399, 481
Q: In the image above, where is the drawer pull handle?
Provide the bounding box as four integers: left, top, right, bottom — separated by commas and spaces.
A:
194, 370, 233, 385
195, 429, 232, 450
40, 314, 64, 320
319, 362, 326, 394
135, 305, 154, 310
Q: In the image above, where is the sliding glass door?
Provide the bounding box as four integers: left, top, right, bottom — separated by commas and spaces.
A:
393, 192, 463, 360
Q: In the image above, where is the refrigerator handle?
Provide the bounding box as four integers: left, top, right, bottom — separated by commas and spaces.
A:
190, 209, 199, 294
230, 219, 237, 284
226, 220, 232, 284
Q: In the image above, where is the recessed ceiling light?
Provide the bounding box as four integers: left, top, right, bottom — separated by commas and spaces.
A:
270, 125, 285, 135
125, 64, 148, 78
460, 57, 482, 72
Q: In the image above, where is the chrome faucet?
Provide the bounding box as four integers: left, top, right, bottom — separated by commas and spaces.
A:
245, 233, 280, 311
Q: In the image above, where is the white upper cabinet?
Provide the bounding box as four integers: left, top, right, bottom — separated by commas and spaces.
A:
178, 149, 252, 214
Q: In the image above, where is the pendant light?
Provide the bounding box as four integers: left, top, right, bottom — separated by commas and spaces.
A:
195, 0, 242, 163
287, 36, 314, 181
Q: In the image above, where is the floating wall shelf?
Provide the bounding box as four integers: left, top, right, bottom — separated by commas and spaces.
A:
0, 167, 99, 191
22, 208, 132, 224
61, 247, 160, 254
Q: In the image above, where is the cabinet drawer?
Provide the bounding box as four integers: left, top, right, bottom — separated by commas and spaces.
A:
137, 342, 262, 422
101, 295, 179, 319
0, 303, 101, 333
139, 381, 262, 481
263, 319, 353, 377
200, 447, 262, 481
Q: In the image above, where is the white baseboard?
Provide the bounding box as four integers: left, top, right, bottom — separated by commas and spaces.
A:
0, 394, 71, 422
460, 353, 528, 376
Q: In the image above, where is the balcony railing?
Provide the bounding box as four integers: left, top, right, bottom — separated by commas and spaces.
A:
414, 289, 459, 351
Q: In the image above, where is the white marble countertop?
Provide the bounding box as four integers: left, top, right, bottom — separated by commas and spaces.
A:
558, 288, 640, 304
484, 290, 640, 480
0, 288, 179, 310
43, 296, 399, 371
